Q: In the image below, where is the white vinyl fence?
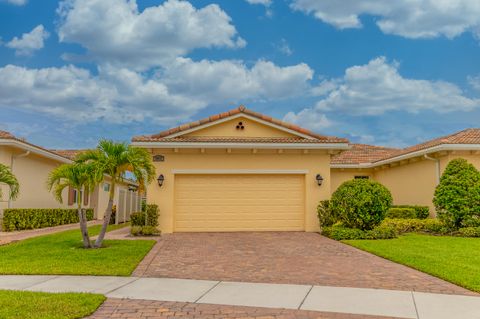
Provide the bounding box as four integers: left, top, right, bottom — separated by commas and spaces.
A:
116, 190, 142, 224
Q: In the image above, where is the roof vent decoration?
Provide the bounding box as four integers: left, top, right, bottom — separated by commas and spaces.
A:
236, 121, 245, 130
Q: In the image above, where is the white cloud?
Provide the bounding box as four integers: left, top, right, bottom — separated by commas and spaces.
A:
284, 108, 333, 131
276, 38, 293, 56
4, 0, 27, 5
245, 0, 271, 6
468, 75, 480, 91
0, 58, 313, 124
57, 0, 246, 70
291, 0, 480, 39
0, 64, 202, 124
5, 25, 49, 56
162, 58, 313, 102
317, 57, 480, 115
285, 57, 480, 130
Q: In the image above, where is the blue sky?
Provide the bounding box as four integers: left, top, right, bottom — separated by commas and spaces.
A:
1, 0, 480, 149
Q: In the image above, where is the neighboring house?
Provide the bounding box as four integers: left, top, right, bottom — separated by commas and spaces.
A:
132, 106, 350, 233
52, 149, 141, 222
0, 131, 139, 221
331, 129, 480, 213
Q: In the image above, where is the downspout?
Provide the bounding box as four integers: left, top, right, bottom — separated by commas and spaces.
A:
424, 154, 440, 186
8, 150, 30, 208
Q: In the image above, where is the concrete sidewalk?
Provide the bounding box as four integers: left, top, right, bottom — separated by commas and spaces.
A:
1, 275, 479, 319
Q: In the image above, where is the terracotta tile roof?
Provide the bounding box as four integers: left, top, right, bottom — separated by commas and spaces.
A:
0, 130, 71, 162
375, 128, 480, 162
135, 136, 345, 144
132, 106, 348, 144
333, 128, 480, 166
50, 149, 85, 160
332, 144, 400, 165
0, 130, 16, 139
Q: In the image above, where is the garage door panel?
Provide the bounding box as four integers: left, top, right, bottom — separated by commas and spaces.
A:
174, 174, 305, 232
175, 219, 305, 232
175, 212, 304, 221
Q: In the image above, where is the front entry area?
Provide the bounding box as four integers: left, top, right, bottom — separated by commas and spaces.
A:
173, 174, 305, 232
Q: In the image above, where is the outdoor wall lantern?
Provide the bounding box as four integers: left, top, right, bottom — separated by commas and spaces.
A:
316, 174, 324, 186
157, 174, 165, 187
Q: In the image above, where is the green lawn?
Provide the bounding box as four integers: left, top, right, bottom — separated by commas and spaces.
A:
0, 290, 105, 319
0, 224, 155, 276
345, 233, 480, 292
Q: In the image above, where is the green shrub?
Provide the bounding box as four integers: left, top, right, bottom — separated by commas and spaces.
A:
322, 226, 366, 240
130, 204, 159, 227
130, 225, 161, 236
461, 215, 480, 228
2, 208, 94, 231
365, 225, 397, 239
330, 179, 393, 230
386, 207, 417, 219
317, 200, 337, 227
390, 205, 430, 219
380, 218, 446, 234
322, 225, 397, 240
433, 158, 480, 229
457, 227, 480, 237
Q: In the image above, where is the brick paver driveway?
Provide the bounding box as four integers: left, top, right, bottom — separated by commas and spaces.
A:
134, 232, 472, 295
89, 299, 406, 319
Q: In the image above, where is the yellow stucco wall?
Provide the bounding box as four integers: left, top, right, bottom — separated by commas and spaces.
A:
373, 159, 437, 212
330, 169, 373, 193
0, 145, 132, 219
146, 148, 331, 233
0, 146, 71, 210
186, 116, 298, 138
330, 152, 480, 215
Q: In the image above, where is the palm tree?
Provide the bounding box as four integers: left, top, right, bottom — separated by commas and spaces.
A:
47, 163, 101, 248
0, 163, 19, 201
76, 140, 155, 248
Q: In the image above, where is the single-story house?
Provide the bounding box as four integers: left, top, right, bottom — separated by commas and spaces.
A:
133, 106, 480, 233
0, 130, 138, 221
132, 106, 350, 233
331, 129, 480, 213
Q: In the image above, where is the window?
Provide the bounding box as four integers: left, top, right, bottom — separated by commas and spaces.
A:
103, 183, 110, 192
354, 176, 369, 180
72, 189, 83, 204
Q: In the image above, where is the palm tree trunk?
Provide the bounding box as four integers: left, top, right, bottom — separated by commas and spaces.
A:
77, 193, 91, 248
94, 182, 115, 248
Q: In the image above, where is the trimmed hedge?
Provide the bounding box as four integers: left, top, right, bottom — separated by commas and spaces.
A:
388, 205, 430, 219
131, 225, 161, 236
322, 225, 397, 240
386, 207, 417, 219
2, 208, 94, 231
130, 204, 159, 227
457, 227, 480, 237
380, 218, 446, 234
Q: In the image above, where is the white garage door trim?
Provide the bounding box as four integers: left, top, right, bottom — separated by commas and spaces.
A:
173, 173, 306, 232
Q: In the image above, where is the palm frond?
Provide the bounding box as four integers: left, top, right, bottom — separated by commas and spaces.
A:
0, 163, 19, 200
47, 163, 101, 204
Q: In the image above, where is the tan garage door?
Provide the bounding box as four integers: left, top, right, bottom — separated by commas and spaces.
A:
174, 174, 305, 232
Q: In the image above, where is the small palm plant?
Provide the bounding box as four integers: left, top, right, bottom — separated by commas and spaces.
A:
76, 140, 155, 248
47, 163, 101, 248
0, 163, 19, 201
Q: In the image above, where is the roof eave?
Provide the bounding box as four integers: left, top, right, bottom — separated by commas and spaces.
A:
331, 143, 480, 168
0, 139, 72, 163
131, 141, 350, 150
